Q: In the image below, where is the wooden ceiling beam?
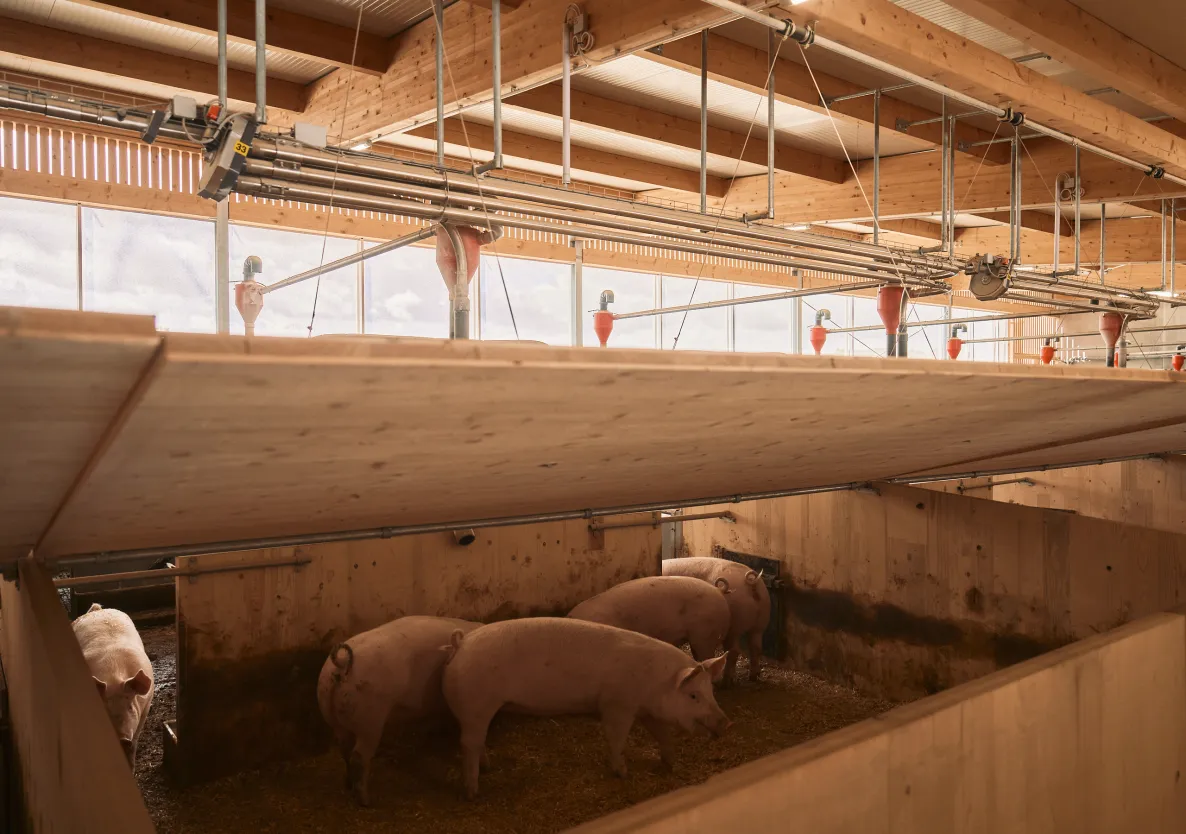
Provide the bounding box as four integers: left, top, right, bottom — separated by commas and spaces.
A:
76, 0, 391, 76
508, 84, 848, 185
729, 135, 1186, 222
940, 0, 1186, 123
0, 16, 305, 113
786, 0, 1186, 179
289, 0, 773, 143
956, 215, 1186, 264
645, 32, 1010, 165
405, 119, 730, 197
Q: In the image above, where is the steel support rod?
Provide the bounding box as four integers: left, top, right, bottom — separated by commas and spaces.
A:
263, 225, 438, 294
217, 0, 228, 111
1163, 198, 1169, 292
766, 28, 775, 221
571, 238, 583, 346
1074, 145, 1081, 275
53, 557, 313, 589
1174, 198, 1178, 297
613, 281, 882, 320
562, 14, 572, 186
825, 310, 1054, 334
1053, 173, 1062, 274
958, 323, 1186, 344
700, 30, 708, 214
873, 89, 880, 245
947, 113, 956, 259
254, 0, 266, 122
215, 199, 230, 332
939, 97, 948, 250
589, 510, 735, 532
1100, 202, 1107, 282
491, 0, 502, 170
434, 0, 445, 167
75, 203, 83, 310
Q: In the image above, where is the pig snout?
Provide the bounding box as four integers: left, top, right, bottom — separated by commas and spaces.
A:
702, 704, 731, 737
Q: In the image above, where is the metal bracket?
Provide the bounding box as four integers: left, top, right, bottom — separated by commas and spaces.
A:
1150, 166, 1166, 179
895, 118, 910, 132
998, 108, 1026, 127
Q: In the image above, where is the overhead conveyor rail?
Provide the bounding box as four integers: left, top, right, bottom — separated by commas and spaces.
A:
4, 306, 1186, 576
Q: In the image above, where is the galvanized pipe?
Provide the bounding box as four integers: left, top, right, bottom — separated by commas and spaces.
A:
1163, 198, 1169, 292
1100, 202, 1107, 281
939, 97, 948, 250
217, 0, 228, 111
1173, 198, 1178, 297
959, 323, 1186, 344
562, 13, 572, 186
263, 225, 438, 294
53, 556, 312, 589
589, 510, 734, 532
434, 0, 445, 167
1074, 145, 1081, 275
1053, 172, 1062, 274
700, 30, 708, 214
254, 0, 266, 122
443, 224, 470, 339
947, 113, 956, 260
491, 0, 502, 170
766, 28, 775, 221
612, 280, 882, 320
873, 89, 880, 245
826, 310, 1051, 334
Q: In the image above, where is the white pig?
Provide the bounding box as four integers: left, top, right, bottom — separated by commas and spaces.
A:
316, 615, 482, 806
662, 557, 772, 685
442, 617, 730, 799
72, 604, 154, 769
567, 576, 731, 661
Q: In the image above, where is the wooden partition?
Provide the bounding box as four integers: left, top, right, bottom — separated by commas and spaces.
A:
174, 516, 661, 782
994, 456, 1186, 535
565, 611, 1186, 834
0, 559, 153, 833
683, 483, 1186, 699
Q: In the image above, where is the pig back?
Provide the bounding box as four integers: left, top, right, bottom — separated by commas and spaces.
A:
663, 557, 771, 634
444, 618, 692, 717
567, 576, 728, 646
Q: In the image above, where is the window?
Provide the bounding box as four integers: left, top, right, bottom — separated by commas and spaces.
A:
733, 282, 792, 353
480, 255, 572, 345
660, 276, 728, 351
580, 266, 656, 348
228, 225, 357, 337
364, 242, 449, 338
0, 196, 78, 310
905, 303, 948, 360
958, 308, 1008, 362
82, 208, 215, 332
849, 295, 886, 357
800, 293, 850, 356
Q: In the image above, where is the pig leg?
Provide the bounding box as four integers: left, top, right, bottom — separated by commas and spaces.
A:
747, 631, 763, 682
348, 730, 381, 807
638, 715, 675, 769
335, 732, 356, 790
721, 634, 741, 687
599, 705, 637, 778
687, 632, 717, 663
459, 710, 496, 799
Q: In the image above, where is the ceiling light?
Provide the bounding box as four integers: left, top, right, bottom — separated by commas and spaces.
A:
788, 223, 811, 231
351, 140, 373, 152
1149, 289, 1177, 298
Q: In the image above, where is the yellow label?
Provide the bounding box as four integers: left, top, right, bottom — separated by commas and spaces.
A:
234, 140, 250, 156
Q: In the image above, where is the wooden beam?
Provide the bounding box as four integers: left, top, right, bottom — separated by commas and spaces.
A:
508, 84, 848, 184
74, 0, 390, 76
874, 218, 943, 240
788, 0, 1186, 179
958, 215, 1186, 264
646, 32, 1010, 165
941, 0, 1186, 123
729, 137, 1186, 222
291, 0, 776, 142
406, 119, 730, 197
0, 16, 306, 113
975, 210, 1059, 235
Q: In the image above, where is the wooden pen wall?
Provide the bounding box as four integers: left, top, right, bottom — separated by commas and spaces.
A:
174, 516, 662, 782
682, 483, 1186, 700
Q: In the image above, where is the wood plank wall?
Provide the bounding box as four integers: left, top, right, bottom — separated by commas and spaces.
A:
682, 483, 1186, 700
565, 611, 1186, 834
995, 457, 1186, 536
174, 516, 662, 782
0, 559, 154, 833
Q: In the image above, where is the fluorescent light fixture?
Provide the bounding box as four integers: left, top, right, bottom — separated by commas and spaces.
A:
788, 223, 811, 231
351, 140, 373, 152
1149, 289, 1177, 298
787, 0, 811, 4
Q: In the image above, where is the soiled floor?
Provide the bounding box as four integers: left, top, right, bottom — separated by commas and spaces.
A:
137, 625, 894, 834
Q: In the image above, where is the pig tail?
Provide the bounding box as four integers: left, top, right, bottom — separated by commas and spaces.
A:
329, 642, 354, 677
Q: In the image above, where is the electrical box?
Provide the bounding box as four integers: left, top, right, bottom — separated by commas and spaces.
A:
293, 122, 328, 148
171, 95, 198, 120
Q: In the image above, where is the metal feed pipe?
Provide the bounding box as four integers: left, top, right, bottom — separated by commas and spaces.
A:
255, 0, 266, 123
611, 280, 882, 320
264, 225, 439, 294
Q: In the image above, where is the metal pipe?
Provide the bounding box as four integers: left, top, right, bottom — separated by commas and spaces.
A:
1163, 198, 1169, 292
263, 225, 438, 294
1074, 145, 1081, 275
0, 84, 192, 141
434, 0, 445, 167
75, 203, 83, 310
1011, 128, 1021, 263
612, 281, 882, 320
939, 97, 948, 251
767, 28, 775, 221
356, 239, 365, 333
825, 81, 914, 104
589, 510, 735, 532
562, 13, 572, 187
1174, 198, 1178, 297
826, 310, 1052, 334
1100, 202, 1107, 282
700, 30, 708, 214
1053, 172, 1062, 274
947, 112, 956, 260
38, 450, 1180, 574
873, 89, 880, 245
215, 199, 230, 332
571, 238, 583, 345
491, 0, 502, 170
443, 224, 470, 339
957, 476, 1034, 493
698, 0, 791, 33
959, 323, 1186, 345
53, 556, 312, 589
217, 0, 228, 111
254, 0, 266, 122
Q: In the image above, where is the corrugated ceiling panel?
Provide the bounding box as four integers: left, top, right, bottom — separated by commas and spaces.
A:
270, 0, 456, 37
576, 55, 931, 161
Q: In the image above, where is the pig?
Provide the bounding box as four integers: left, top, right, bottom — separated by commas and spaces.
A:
567, 576, 731, 661
442, 617, 730, 799
662, 557, 772, 685
316, 615, 482, 806
72, 604, 154, 769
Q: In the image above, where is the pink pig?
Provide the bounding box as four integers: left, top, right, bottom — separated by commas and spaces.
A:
442, 617, 729, 799
567, 575, 731, 661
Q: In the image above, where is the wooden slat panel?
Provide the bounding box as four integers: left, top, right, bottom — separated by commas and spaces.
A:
0, 558, 155, 832
24, 328, 1186, 558
0, 307, 160, 560
564, 612, 1186, 834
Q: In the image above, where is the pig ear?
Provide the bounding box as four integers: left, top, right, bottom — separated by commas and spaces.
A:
124, 669, 152, 696
702, 654, 729, 682
93, 677, 108, 698
676, 665, 704, 689
714, 577, 732, 594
